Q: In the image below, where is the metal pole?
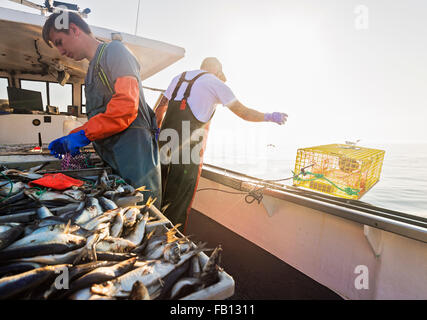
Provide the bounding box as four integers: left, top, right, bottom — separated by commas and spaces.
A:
135, 0, 141, 35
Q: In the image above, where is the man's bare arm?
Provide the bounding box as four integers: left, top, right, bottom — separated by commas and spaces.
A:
227, 100, 265, 122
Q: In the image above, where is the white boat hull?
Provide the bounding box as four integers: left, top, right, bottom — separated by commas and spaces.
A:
190, 167, 427, 300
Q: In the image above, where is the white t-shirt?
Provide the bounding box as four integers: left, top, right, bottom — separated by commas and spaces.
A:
163, 70, 237, 123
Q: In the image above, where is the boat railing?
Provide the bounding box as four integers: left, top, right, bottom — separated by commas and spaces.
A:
201, 163, 427, 244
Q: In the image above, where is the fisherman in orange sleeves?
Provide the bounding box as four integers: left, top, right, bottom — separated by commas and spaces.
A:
42, 12, 161, 205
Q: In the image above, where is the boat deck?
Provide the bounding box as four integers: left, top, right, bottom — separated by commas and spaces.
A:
186, 208, 342, 300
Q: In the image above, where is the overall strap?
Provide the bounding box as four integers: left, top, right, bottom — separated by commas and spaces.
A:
96, 43, 114, 95
170, 72, 187, 101
182, 72, 209, 100
171, 72, 209, 110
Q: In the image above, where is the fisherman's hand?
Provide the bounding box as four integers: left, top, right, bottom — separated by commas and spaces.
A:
48, 130, 91, 159
264, 112, 288, 125
48, 136, 68, 159
65, 130, 91, 157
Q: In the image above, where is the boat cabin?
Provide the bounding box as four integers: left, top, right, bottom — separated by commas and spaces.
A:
0, 5, 184, 145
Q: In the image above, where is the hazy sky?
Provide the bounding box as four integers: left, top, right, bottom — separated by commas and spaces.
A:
2, 0, 427, 147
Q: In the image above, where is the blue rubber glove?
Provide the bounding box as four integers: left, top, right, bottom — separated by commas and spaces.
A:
48, 136, 68, 159
264, 112, 288, 125
49, 130, 91, 159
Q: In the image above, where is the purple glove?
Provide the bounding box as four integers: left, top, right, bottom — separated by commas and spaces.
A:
264, 112, 288, 125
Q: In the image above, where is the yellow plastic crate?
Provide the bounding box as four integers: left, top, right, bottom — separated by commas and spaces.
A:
293, 144, 385, 200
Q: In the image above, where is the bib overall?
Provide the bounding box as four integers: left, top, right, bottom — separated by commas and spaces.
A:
159, 72, 212, 230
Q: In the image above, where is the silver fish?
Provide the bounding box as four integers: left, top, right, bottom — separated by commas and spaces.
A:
0, 211, 36, 224
13, 247, 85, 265
120, 184, 135, 194
1, 169, 43, 181
73, 205, 100, 226
29, 223, 79, 237
98, 170, 109, 191
0, 262, 43, 278
87, 197, 104, 215
0, 180, 10, 187
43, 261, 126, 299
52, 202, 83, 216
89, 294, 116, 300
125, 212, 149, 246
115, 193, 144, 208
60, 257, 137, 299
110, 209, 124, 238
0, 190, 26, 206
24, 189, 79, 204
144, 242, 166, 261
170, 277, 202, 300
200, 245, 222, 287
102, 190, 118, 200
115, 185, 125, 193
96, 252, 137, 262
37, 216, 69, 227
0, 181, 25, 197
23, 224, 38, 237
63, 189, 86, 202
78, 224, 110, 262
0, 223, 24, 250
98, 196, 118, 211
68, 261, 119, 282
90, 261, 156, 298
189, 255, 202, 278
68, 287, 93, 300
0, 232, 86, 260
95, 237, 136, 253
129, 281, 150, 300
80, 210, 117, 231
0, 264, 69, 299
123, 207, 140, 229
163, 241, 182, 264
36, 206, 54, 219
28, 163, 49, 173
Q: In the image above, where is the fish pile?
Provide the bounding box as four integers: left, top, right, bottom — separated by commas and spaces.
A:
0, 165, 223, 300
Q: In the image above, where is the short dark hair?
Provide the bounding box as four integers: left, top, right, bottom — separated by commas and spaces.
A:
42, 11, 92, 47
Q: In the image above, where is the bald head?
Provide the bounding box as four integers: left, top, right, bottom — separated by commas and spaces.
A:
200, 57, 226, 82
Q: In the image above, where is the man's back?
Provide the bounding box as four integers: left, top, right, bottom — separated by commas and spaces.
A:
163, 70, 236, 123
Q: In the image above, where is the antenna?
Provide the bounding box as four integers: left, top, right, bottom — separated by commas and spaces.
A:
135, 0, 141, 35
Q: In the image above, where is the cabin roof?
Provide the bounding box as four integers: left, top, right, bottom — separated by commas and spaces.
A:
0, 7, 185, 81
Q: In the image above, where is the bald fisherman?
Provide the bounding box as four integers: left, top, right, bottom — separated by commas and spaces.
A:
155, 57, 288, 231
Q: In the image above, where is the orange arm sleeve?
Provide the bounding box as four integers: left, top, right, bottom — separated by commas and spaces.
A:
154, 94, 169, 129
83, 76, 140, 141
69, 126, 84, 135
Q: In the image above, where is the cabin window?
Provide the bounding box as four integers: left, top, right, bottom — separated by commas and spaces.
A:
81, 84, 86, 114
49, 83, 73, 113
0, 77, 9, 100
20, 80, 48, 109
20, 80, 73, 113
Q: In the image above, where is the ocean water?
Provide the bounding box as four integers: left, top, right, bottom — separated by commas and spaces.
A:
203, 142, 427, 219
